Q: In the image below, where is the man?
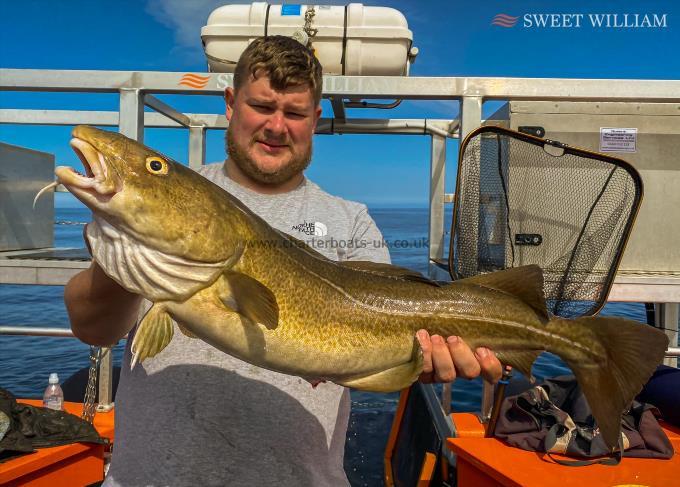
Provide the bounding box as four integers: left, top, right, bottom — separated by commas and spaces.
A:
65, 36, 501, 486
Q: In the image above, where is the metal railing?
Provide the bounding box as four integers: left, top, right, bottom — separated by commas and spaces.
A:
3, 69, 680, 271
2, 68, 679, 426
0, 326, 128, 339
1, 326, 118, 408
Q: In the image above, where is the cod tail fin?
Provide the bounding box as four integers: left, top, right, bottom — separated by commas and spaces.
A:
551, 316, 668, 451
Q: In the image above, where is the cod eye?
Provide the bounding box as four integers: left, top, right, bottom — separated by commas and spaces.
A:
146, 157, 168, 175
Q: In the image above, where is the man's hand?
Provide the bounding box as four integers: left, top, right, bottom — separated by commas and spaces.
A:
416, 329, 502, 384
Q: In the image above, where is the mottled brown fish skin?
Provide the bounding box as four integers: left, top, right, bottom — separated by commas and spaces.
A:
231, 239, 542, 376
62, 126, 669, 451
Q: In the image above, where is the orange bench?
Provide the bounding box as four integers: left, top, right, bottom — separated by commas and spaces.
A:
0, 400, 114, 487
448, 412, 680, 487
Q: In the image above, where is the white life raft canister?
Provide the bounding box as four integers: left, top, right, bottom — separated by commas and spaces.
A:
201, 2, 417, 76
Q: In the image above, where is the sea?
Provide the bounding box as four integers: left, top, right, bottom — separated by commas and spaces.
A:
0, 206, 649, 486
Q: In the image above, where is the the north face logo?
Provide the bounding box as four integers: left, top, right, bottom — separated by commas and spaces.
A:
292, 221, 327, 237
313, 222, 327, 237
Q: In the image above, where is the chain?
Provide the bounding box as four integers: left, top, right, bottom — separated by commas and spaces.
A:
303, 6, 318, 42
82, 346, 101, 423
290, 6, 318, 48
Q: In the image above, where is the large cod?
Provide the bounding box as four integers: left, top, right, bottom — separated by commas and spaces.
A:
56, 126, 667, 451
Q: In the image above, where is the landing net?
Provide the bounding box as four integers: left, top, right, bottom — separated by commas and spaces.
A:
449, 126, 642, 318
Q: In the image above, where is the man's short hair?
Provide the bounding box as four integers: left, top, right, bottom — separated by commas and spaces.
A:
233, 36, 323, 106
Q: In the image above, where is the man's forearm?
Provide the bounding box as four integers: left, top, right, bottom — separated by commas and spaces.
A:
65, 261, 142, 346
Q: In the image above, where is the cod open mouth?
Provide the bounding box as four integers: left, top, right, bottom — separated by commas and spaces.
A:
60, 137, 109, 187
34, 137, 116, 208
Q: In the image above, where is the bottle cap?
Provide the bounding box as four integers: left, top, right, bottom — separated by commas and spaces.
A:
49, 373, 59, 384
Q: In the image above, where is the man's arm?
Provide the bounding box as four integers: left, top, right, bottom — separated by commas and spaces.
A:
64, 260, 141, 346
348, 206, 503, 384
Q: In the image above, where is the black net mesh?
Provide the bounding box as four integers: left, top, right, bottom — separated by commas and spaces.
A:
449, 126, 642, 318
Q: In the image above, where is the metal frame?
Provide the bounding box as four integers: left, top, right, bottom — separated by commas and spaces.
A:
2, 68, 680, 409
4, 69, 680, 100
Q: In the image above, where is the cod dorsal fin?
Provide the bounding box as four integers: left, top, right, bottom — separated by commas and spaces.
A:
457, 265, 549, 322
341, 261, 441, 287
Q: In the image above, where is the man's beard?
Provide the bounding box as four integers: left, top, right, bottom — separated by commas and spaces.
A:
226, 129, 312, 185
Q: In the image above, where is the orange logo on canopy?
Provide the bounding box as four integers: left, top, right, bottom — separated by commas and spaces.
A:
179, 74, 210, 89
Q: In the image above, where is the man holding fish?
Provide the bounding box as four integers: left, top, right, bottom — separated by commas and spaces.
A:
64, 36, 502, 486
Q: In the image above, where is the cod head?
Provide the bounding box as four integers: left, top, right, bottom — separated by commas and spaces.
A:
58, 125, 244, 262
55, 125, 246, 299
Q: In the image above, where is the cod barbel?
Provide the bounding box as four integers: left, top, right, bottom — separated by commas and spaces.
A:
56, 126, 667, 451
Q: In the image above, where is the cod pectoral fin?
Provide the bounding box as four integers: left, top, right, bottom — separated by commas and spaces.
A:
222, 272, 279, 330
131, 304, 174, 368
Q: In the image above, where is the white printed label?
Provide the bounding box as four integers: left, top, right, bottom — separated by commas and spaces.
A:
600, 127, 637, 153
44, 396, 63, 410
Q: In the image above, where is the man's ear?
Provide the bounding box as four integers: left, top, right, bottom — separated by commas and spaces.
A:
225, 88, 235, 121
311, 105, 322, 131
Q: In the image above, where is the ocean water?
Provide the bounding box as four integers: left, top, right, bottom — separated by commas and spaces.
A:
0, 206, 648, 486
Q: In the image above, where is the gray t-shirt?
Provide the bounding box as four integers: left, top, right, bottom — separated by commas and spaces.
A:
103, 162, 390, 487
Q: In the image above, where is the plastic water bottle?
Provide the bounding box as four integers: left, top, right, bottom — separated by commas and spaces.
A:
42, 373, 64, 411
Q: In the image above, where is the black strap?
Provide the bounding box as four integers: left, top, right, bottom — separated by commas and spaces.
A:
340, 5, 348, 75
545, 426, 623, 466
547, 450, 622, 467
264, 4, 272, 37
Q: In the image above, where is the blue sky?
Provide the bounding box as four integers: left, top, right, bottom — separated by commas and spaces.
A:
1, 0, 678, 207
